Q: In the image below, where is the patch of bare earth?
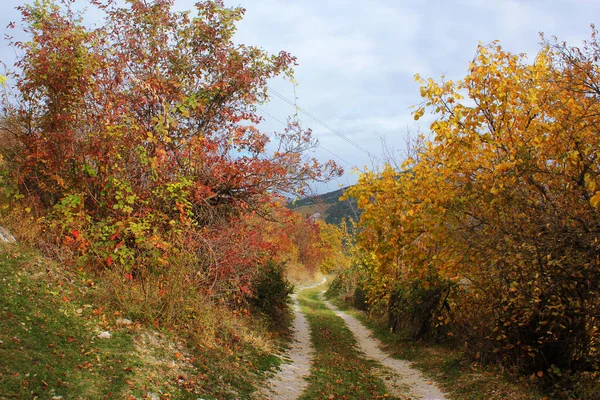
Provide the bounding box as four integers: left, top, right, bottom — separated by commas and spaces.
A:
323, 297, 447, 400
128, 331, 205, 398
260, 279, 325, 400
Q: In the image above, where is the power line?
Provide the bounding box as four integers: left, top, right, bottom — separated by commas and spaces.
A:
257, 106, 362, 210
256, 106, 364, 173
267, 86, 386, 165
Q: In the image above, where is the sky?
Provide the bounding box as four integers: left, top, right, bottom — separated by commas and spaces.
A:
2, 0, 600, 194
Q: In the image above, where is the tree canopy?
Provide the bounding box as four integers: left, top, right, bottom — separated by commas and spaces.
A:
0, 0, 341, 299
347, 33, 600, 394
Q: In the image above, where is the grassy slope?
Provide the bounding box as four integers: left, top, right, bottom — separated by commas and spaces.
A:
0, 244, 282, 399
327, 296, 545, 400
0, 247, 138, 398
298, 286, 402, 400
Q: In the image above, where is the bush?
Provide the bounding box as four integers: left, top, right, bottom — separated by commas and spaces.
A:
0, 0, 340, 278
387, 276, 453, 341
248, 260, 294, 324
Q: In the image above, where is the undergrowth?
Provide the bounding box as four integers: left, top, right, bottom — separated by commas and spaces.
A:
0, 242, 286, 399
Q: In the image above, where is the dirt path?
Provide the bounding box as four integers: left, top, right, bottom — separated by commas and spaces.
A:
260, 279, 325, 400
323, 297, 447, 400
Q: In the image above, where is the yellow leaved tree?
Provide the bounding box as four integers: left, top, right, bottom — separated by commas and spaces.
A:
347, 32, 600, 393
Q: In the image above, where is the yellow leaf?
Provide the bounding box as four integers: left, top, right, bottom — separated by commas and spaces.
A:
413, 107, 425, 121
590, 191, 600, 208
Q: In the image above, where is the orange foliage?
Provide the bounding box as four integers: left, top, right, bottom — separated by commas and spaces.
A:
0, 0, 341, 292
348, 32, 600, 391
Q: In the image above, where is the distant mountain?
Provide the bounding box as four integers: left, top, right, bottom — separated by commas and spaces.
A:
288, 186, 361, 225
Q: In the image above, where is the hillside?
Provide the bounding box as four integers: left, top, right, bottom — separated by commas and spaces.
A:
288, 186, 361, 225
0, 242, 284, 399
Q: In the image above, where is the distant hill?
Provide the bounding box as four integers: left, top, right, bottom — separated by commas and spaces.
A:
288, 186, 361, 225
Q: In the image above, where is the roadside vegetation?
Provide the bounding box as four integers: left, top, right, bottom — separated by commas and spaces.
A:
0, 0, 346, 398
0, 242, 291, 399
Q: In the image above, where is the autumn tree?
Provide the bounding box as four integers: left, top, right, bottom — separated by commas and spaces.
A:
0, 0, 341, 303
348, 32, 600, 392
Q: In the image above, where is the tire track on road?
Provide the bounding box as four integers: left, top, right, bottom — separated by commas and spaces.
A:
322, 297, 447, 400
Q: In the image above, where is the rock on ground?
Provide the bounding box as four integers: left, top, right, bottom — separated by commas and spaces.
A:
0, 227, 16, 243
97, 331, 112, 339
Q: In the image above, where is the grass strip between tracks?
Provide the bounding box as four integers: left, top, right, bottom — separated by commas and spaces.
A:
297, 286, 400, 400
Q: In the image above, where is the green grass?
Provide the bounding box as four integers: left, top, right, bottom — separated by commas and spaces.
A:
185, 341, 283, 399
0, 247, 139, 399
327, 295, 545, 400
298, 287, 401, 400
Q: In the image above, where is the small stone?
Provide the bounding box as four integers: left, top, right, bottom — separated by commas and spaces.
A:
97, 331, 111, 339
51, 397, 63, 400
115, 317, 132, 326
0, 227, 16, 243
75, 308, 83, 315
147, 392, 160, 400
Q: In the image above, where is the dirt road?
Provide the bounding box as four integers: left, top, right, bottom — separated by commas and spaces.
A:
261, 279, 325, 399
262, 281, 447, 400
323, 298, 447, 400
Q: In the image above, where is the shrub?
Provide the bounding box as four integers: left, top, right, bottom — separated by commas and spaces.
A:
0, 0, 340, 277
248, 259, 294, 324
346, 32, 600, 394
